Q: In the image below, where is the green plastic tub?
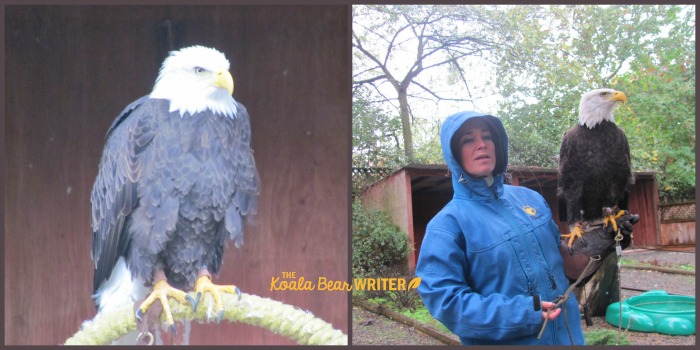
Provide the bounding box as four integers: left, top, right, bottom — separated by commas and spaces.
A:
605, 290, 695, 336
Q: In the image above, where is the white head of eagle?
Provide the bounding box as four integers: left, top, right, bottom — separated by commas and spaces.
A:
150, 45, 238, 118
578, 88, 627, 129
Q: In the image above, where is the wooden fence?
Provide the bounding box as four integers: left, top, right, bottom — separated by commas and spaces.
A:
658, 202, 695, 246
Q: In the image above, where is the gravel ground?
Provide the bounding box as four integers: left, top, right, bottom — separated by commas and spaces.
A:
621, 248, 695, 298
352, 306, 445, 345
352, 248, 696, 346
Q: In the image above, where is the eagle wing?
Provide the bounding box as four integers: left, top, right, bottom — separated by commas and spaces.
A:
557, 127, 579, 222
91, 96, 157, 294
222, 102, 259, 248
617, 125, 633, 209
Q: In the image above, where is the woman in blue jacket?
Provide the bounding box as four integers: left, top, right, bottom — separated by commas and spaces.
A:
416, 111, 587, 345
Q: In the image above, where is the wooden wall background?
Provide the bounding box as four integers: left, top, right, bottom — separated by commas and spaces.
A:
5, 5, 350, 345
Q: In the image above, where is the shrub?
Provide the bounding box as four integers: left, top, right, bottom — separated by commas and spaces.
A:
352, 200, 411, 278
381, 266, 419, 310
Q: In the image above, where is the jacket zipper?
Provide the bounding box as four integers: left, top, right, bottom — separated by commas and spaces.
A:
531, 226, 559, 290
508, 239, 535, 295
497, 199, 559, 341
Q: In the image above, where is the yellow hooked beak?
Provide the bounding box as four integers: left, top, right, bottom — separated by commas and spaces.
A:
215, 70, 234, 96
611, 90, 627, 104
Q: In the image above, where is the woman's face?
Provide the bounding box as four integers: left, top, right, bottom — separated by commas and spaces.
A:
456, 119, 497, 178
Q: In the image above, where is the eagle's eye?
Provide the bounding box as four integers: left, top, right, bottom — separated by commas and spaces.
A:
194, 67, 206, 75
600, 92, 609, 97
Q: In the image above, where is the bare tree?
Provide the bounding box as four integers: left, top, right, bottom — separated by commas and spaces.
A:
353, 5, 499, 162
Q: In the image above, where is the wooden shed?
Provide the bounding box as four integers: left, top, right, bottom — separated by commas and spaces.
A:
5, 5, 349, 345
360, 164, 661, 270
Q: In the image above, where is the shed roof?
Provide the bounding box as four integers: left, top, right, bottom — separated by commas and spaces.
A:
367, 163, 658, 196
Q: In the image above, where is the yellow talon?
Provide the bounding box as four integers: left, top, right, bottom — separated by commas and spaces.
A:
603, 210, 625, 233
561, 226, 585, 247
136, 279, 190, 329
192, 275, 241, 323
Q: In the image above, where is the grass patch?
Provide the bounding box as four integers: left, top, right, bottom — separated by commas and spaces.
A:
675, 264, 695, 271
619, 258, 638, 266
368, 296, 390, 306
620, 258, 695, 272
359, 293, 451, 335
400, 305, 451, 334
584, 329, 631, 345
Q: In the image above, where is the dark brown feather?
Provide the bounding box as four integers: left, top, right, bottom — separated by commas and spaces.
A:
557, 121, 633, 224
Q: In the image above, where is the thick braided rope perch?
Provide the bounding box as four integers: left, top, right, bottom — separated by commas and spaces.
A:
65, 292, 348, 345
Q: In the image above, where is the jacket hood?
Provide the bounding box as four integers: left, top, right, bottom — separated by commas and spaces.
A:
441, 111, 508, 199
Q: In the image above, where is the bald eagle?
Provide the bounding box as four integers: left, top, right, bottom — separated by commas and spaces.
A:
91, 46, 259, 329
558, 88, 633, 247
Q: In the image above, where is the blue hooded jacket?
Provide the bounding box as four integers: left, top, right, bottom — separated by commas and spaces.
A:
415, 111, 585, 345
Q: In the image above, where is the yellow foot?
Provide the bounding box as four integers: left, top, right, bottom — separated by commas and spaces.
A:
135, 279, 193, 332
561, 225, 585, 247
602, 210, 626, 233
192, 275, 241, 323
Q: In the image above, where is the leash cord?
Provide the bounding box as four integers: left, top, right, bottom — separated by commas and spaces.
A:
537, 255, 601, 343
615, 229, 624, 345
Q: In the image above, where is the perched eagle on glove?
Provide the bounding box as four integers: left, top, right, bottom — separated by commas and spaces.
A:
91, 45, 259, 329
558, 88, 634, 247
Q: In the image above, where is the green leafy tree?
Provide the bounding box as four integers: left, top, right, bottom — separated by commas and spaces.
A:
613, 6, 695, 202
493, 5, 695, 201
411, 116, 444, 165
353, 86, 404, 169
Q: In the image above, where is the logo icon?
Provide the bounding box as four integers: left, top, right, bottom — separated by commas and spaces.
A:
523, 206, 536, 216
408, 277, 421, 290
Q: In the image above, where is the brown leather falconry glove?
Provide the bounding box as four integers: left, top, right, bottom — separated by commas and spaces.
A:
559, 210, 639, 284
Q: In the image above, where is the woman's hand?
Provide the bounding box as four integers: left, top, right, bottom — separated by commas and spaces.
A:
541, 301, 561, 321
